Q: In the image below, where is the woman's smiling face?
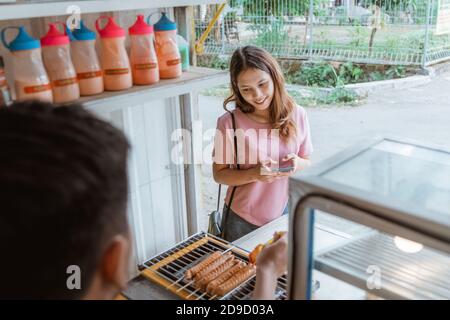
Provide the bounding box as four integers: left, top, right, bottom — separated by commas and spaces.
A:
237, 68, 274, 112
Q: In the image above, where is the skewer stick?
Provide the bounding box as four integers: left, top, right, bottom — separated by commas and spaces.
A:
196, 292, 208, 300
208, 294, 218, 300
222, 246, 235, 254
166, 277, 184, 289
176, 280, 194, 292
186, 288, 200, 299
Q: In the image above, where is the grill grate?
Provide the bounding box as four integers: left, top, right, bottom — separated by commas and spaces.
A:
140, 232, 287, 300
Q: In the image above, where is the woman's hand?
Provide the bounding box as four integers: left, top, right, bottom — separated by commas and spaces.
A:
251, 158, 290, 184
282, 153, 311, 174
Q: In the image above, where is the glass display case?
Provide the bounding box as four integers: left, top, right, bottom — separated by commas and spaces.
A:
288, 137, 450, 300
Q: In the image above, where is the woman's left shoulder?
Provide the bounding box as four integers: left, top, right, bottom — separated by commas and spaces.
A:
292, 104, 307, 119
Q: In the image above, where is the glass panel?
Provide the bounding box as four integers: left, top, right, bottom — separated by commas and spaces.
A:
321, 140, 450, 218
313, 211, 450, 300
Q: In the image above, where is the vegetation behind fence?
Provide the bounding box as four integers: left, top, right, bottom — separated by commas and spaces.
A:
194, 0, 450, 66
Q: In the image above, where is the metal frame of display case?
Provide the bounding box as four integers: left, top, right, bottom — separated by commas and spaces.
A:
287, 136, 450, 300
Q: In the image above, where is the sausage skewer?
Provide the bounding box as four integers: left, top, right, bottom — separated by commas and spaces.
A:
185, 251, 221, 280
194, 252, 233, 282
213, 265, 256, 297
196, 258, 238, 290
205, 261, 245, 294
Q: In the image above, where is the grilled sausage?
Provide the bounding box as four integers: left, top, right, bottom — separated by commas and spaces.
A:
194, 252, 233, 283
196, 259, 238, 290
213, 264, 256, 297
185, 251, 221, 280
206, 261, 245, 295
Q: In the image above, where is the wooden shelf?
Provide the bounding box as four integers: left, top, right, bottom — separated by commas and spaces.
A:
81, 66, 229, 112
0, 0, 226, 21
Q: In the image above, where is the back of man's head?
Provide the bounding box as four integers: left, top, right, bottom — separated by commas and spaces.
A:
0, 100, 130, 299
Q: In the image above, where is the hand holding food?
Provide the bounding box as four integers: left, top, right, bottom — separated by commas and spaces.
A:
249, 231, 286, 265
255, 232, 288, 278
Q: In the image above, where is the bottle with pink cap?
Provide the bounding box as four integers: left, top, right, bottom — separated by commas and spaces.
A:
1, 26, 53, 102
129, 15, 159, 86
96, 16, 132, 91
41, 22, 80, 104
151, 12, 182, 79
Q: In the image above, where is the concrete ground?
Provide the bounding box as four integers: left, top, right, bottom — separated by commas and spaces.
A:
196, 71, 450, 232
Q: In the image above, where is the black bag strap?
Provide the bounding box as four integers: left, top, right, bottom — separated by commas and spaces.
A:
227, 111, 240, 206
218, 111, 239, 236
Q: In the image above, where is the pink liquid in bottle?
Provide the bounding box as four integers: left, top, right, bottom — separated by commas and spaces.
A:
68, 20, 104, 96
153, 13, 182, 79
129, 15, 159, 85
41, 22, 80, 104
96, 16, 132, 91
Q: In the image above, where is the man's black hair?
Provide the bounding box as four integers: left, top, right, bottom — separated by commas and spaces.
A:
0, 100, 130, 299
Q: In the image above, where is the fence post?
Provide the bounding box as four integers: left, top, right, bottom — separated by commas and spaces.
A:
308, 0, 314, 58
422, 0, 432, 67
221, 8, 225, 55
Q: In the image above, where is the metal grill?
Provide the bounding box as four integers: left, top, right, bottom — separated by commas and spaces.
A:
315, 232, 450, 300
140, 232, 287, 300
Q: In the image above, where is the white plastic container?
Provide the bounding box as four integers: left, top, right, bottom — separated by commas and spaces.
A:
1, 26, 53, 102
41, 22, 80, 104
68, 20, 104, 96
96, 16, 132, 91
153, 12, 182, 79
129, 15, 159, 85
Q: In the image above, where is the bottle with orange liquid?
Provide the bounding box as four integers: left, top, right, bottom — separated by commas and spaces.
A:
67, 20, 104, 96
41, 22, 80, 104
96, 16, 132, 91
152, 12, 182, 79
1, 26, 53, 102
129, 15, 159, 85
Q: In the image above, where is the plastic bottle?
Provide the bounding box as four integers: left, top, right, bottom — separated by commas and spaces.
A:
96, 16, 132, 91
1, 26, 53, 102
152, 12, 182, 79
176, 35, 190, 72
41, 22, 80, 104
129, 15, 159, 85
0, 56, 12, 107
67, 20, 104, 96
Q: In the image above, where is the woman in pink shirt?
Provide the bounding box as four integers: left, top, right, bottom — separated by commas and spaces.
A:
213, 46, 313, 241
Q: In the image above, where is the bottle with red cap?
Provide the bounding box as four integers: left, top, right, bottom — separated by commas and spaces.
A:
151, 12, 182, 79
95, 16, 132, 91
129, 15, 159, 85
67, 20, 104, 96
1, 26, 53, 102
41, 22, 80, 104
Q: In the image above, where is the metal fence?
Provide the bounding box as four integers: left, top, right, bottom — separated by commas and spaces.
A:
194, 0, 450, 66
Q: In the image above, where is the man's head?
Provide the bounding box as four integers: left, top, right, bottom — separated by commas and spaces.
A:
0, 100, 131, 299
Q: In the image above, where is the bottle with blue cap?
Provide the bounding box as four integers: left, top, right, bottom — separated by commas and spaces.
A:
67, 20, 104, 96
1, 26, 53, 102
152, 12, 182, 79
